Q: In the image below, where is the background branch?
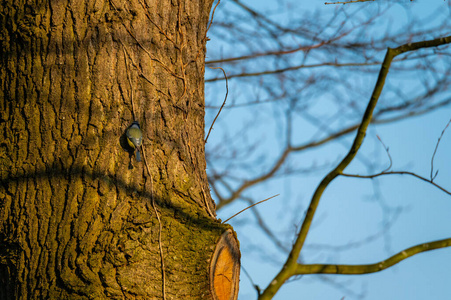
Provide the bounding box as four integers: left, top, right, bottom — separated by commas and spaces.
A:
296, 237, 451, 275
258, 35, 451, 300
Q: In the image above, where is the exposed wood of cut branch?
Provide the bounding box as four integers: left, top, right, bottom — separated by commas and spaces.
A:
210, 229, 241, 300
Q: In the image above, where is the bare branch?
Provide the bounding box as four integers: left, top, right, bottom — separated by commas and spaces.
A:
296, 237, 451, 275
214, 104, 451, 209
341, 171, 451, 196
258, 35, 451, 300
206, 61, 381, 82
325, 0, 375, 5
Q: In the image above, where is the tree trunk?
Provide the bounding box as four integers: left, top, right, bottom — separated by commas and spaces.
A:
0, 0, 239, 299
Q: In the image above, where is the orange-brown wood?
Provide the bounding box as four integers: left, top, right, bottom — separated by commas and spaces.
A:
210, 230, 240, 300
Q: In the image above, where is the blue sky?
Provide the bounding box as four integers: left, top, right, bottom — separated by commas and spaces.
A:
205, 1, 451, 299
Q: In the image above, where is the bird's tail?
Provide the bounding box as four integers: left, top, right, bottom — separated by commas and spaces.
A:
136, 149, 142, 162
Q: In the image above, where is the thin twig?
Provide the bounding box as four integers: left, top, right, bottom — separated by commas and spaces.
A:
205, 67, 228, 143
341, 171, 451, 196
430, 118, 451, 181
222, 194, 279, 223
241, 265, 261, 296
376, 135, 392, 173
110, 0, 183, 82
205, 54, 434, 82
137, 0, 177, 46
242, 196, 289, 252
177, 0, 188, 106
325, 0, 375, 4
201, 185, 216, 218
214, 109, 445, 209
123, 36, 166, 297
205, 61, 381, 82
142, 148, 166, 300
122, 46, 136, 120
207, 0, 221, 33
206, 38, 336, 65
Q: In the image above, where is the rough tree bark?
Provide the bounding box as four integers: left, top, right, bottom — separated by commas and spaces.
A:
0, 0, 239, 299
